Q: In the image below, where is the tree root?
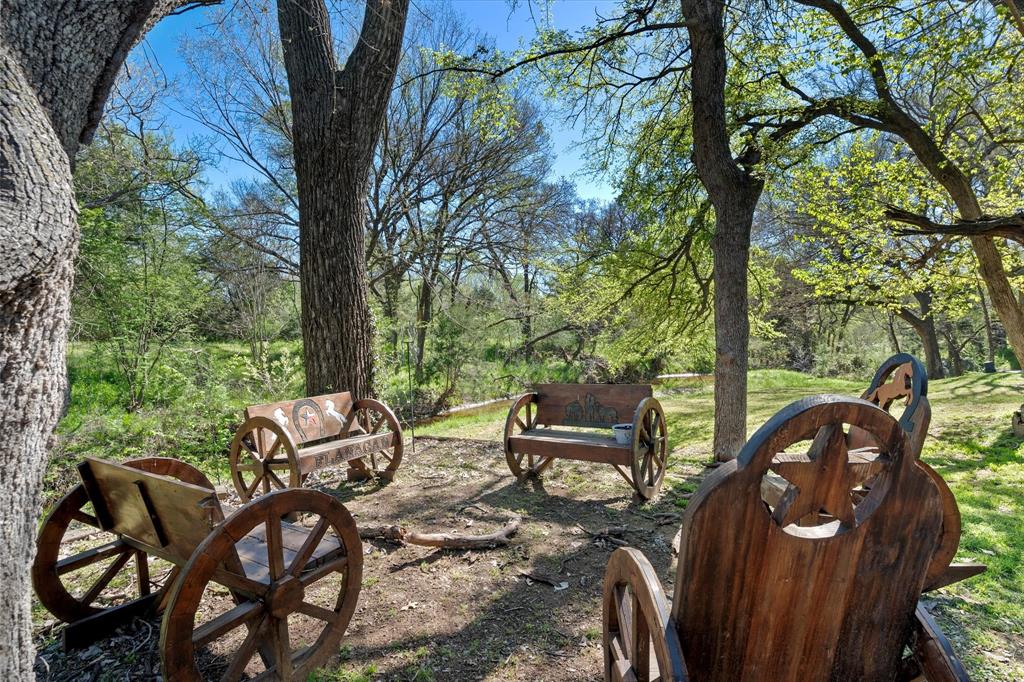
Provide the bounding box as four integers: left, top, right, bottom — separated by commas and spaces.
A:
359, 514, 522, 549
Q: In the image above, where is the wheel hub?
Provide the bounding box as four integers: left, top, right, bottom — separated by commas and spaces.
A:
266, 575, 305, 618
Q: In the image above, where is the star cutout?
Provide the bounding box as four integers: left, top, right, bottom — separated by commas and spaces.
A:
769, 424, 888, 529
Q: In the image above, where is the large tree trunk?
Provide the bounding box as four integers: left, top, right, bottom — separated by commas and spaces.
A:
940, 324, 965, 377
414, 277, 432, 380
381, 268, 402, 351
897, 292, 945, 380
278, 0, 409, 399
979, 282, 997, 368
682, 0, 765, 460
1, 3, 198, 676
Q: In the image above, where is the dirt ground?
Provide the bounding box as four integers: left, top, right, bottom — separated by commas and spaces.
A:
33, 437, 707, 681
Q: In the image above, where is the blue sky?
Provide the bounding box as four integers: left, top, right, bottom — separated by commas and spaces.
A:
138, 0, 618, 201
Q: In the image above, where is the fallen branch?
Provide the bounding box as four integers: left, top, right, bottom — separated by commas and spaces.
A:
359, 515, 522, 549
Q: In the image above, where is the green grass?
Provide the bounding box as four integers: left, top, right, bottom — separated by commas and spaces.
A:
418, 368, 1024, 677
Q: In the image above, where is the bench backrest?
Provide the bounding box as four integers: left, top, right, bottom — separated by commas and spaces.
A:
673, 396, 943, 680
78, 458, 223, 565
532, 383, 651, 428
854, 353, 930, 455
245, 392, 354, 445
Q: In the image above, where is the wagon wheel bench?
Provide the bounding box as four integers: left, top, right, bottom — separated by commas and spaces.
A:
33, 456, 362, 681
503, 384, 668, 500
761, 353, 985, 592
602, 395, 984, 681
230, 391, 403, 503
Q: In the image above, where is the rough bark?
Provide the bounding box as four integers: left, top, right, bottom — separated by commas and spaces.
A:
1, 3, 203, 677
897, 292, 945, 380
941, 325, 965, 377
681, 0, 765, 460
886, 312, 902, 354
979, 283, 996, 366
278, 0, 410, 398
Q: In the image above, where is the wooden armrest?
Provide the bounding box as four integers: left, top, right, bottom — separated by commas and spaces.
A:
603, 547, 688, 682
924, 562, 987, 592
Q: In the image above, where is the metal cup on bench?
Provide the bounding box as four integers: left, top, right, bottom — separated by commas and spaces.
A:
503, 383, 668, 500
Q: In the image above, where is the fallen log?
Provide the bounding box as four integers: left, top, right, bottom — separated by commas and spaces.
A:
359, 514, 522, 549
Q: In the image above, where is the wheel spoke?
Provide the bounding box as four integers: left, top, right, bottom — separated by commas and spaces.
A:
370, 416, 384, 434
266, 436, 283, 459
261, 476, 270, 495
136, 550, 150, 596
631, 590, 651, 681
289, 518, 329, 578
193, 600, 264, 648
638, 424, 650, 442
219, 614, 267, 682
271, 616, 293, 679
295, 601, 337, 622
70, 508, 99, 527
245, 475, 263, 499
81, 550, 132, 605
266, 514, 285, 581
299, 556, 348, 587
615, 586, 633, 660
515, 417, 527, 432
266, 469, 287, 490
55, 540, 126, 575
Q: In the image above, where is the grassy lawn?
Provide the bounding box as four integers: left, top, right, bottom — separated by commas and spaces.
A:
421, 369, 1024, 679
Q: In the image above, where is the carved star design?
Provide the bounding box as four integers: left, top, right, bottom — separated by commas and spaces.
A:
769, 424, 888, 529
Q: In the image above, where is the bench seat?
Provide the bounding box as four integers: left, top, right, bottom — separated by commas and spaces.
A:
235, 520, 345, 583
508, 428, 635, 466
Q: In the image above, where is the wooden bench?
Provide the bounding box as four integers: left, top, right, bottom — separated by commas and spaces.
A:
602, 395, 983, 681
33, 456, 362, 680
761, 353, 984, 592
503, 383, 668, 499
229, 391, 403, 502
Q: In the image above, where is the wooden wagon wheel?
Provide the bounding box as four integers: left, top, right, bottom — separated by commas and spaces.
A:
630, 399, 668, 500
160, 489, 362, 681
347, 398, 403, 482
603, 548, 686, 682
503, 393, 553, 478
33, 457, 213, 623
230, 416, 302, 503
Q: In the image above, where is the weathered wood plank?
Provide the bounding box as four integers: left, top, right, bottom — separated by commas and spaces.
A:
81, 458, 222, 565
245, 392, 354, 445
61, 593, 159, 650
508, 431, 634, 466
296, 432, 395, 474
532, 384, 651, 428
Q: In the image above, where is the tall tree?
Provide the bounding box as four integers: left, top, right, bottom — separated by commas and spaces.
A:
767, 0, 1024, 366
0, 2, 213, 675
679, 0, 766, 458
277, 0, 409, 398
